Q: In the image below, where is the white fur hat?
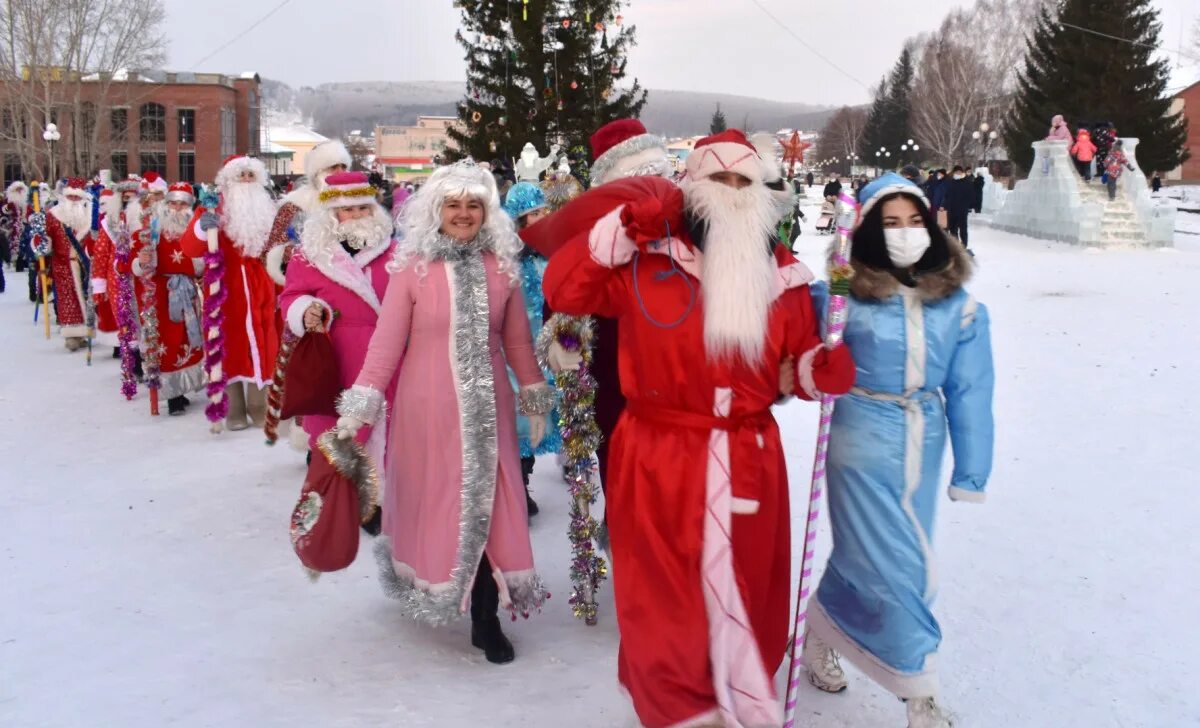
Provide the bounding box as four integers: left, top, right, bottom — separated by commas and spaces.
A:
304, 141, 352, 185
215, 155, 269, 189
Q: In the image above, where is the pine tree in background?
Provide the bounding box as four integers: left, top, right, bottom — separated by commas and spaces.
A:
710, 104, 727, 134
1004, 0, 1189, 173
859, 47, 916, 169
447, 0, 647, 168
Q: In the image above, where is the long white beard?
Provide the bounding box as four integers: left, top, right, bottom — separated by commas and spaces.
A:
6, 190, 27, 207
684, 179, 779, 367
160, 208, 192, 238
125, 199, 144, 233
101, 196, 123, 224
302, 207, 392, 265
51, 197, 93, 238
220, 182, 277, 258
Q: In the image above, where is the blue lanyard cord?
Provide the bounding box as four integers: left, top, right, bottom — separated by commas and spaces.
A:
631, 220, 697, 329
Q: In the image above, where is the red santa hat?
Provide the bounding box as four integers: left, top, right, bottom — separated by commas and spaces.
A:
684, 129, 765, 185
589, 118, 670, 186
62, 177, 89, 199
318, 171, 377, 209
140, 171, 168, 194
215, 155, 269, 189
166, 182, 195, 205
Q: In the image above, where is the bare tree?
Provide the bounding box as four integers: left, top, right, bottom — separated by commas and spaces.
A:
0, 0, 165, 180
816, 106, 868, 172
909, 0, 1046, 165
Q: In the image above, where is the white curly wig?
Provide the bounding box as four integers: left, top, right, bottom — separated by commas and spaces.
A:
389, 160, 522, 282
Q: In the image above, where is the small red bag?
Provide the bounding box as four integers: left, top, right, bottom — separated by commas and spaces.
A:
280, 331, 341, 419
290, 432, 378, 574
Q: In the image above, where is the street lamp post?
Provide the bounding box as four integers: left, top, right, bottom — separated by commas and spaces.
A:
42, 122, 61, 183
899, 138, 921, 164
971, 123, 997, 169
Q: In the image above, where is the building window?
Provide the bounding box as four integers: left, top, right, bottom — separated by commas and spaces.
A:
139, 102, 166, 142
178, 152, 195, 183
220, 107, 235, 158
178, 108, 195, 143
110, 152, 127, 180
139, 152, 166, 176
111, 108, 127, 140
78, 102, 96, 141
4, 155, 23, 185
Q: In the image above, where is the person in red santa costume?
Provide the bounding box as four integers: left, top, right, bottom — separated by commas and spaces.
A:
44, 178, 96, 351
535, 118, 673, 504
542, 129, 857, 728
1, 180, 28, 293
132, 182, 206, 415
86, 188, 123, 355
180, 155, 280, 430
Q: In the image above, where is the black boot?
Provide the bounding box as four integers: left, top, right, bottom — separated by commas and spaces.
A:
132, 351, 144, 382
520, 455, 538, 517
361, 506, 382, 537
111, 346, 121, 359
167, 396, 188, 416
470, 555, 514, 664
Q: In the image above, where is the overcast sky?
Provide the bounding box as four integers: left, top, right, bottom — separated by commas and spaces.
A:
164, 0, 1199, 107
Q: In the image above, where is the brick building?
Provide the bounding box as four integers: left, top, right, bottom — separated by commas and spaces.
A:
0, 68, 262, 187
1168, 79, 1199, 182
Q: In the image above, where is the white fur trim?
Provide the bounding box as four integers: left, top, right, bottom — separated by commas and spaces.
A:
131, 259, 145, 277
948, 485, 986, 503
590, 133, 669, 186
595, 146, 671, 186
91, 278, 107, 295
808, 600, 940, 699
95, 328, 119, 347
730, 497, 760, 515
286, 294, 332, 338
287, 419, 310, 452
797, 343, 823, 400
215, 156, 269, 189
588, 205, 636, 268
265, 244, 288, 286
304, 141, 351, 183
283, 185, 320, 214
294, 241, 390, 316
239, 264, 266, 386
685, 141, 763, 184
665, 708, 723, 728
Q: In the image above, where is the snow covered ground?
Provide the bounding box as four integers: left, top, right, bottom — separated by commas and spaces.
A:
3, 213, 1199, 727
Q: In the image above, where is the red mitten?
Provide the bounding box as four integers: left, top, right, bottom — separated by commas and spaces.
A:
811, 343, 856, 396
617, 181, 685, 246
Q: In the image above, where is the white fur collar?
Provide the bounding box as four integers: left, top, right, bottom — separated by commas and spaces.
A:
298, 239, 394, 314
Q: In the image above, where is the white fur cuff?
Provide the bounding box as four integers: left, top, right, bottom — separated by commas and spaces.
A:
731, 497, 760, 515
588, 205, 637, 269
948, 485, 986, 503
286, 294, 333, 337
90, 278, 107, 295
265, 244, 288, 286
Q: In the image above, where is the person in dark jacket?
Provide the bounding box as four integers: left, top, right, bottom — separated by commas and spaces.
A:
806, 171, 815, 188
1151, 172, 1162, 193
943, 165, 976, 247
972, 171, 985, 213
822, 177, 842, 200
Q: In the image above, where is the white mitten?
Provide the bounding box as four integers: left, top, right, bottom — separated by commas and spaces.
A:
528, 416, 546, 450
336, 415, 365, 441
547, 341, 583, 373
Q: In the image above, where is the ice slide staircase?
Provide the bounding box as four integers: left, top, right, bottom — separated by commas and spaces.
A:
986, 138, 1175, 247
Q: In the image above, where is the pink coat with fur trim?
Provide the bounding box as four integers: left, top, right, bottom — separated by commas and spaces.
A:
278, 240, 398, 463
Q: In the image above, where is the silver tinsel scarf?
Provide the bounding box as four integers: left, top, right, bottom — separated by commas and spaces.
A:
374, 238, 547, 625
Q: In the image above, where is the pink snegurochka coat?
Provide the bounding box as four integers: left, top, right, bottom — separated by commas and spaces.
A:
354, 251, 544, 618
278, 240, 399, 467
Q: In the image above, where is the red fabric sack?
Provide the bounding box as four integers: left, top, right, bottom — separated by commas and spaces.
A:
290, 432, 377, 574
280, 331, 340, 419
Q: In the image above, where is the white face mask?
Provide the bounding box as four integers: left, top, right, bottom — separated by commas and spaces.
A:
953, 173, 965, 179
884, 226, 932, 268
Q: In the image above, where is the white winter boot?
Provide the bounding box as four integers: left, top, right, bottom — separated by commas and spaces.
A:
906, 696, 954, 728
802, 629, 847, 693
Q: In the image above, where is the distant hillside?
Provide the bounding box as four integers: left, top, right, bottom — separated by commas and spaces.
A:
260, 79, 838, 139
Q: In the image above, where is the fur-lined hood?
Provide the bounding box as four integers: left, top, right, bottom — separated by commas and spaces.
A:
843, 234, 973, 302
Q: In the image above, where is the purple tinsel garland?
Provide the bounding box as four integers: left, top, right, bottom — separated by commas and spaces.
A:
202, 249, 230, 422
139, 224, 162, 395
114, 224, 139, 401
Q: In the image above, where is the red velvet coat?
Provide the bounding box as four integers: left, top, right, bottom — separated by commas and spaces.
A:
542, 177, 855, 728
132, 227, 205, 398
45, 213, 90, 338
180, 211, 278, 388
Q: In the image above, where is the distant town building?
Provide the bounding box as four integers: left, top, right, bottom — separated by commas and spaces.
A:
375, 116, 461, 182
1168, 79, 1199, 182
267, 125, 331, 178
0, 67, 261, 186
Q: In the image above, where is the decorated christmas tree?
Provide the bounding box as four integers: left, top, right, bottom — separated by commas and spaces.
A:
1004, 0, 1189, 173
447, 0, 647, 171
